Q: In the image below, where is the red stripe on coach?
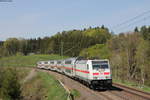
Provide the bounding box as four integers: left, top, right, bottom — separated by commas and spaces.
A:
104, 72, 110, 75
64, 67, 89, 74
93, 73, 99, 75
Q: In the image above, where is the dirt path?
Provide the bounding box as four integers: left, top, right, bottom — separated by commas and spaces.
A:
22, 69, 37, 84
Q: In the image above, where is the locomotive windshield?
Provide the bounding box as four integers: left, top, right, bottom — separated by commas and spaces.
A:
92, 61, 109, 70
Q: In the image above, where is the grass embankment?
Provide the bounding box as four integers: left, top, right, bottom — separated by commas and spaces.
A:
0, 54, 67, 67
113, 79, 150, 92
0, 54, 80, 99
0, 67, 31, 81
0, 67, 69, 100
22, 71, 68, 100
71, 89, 80, 98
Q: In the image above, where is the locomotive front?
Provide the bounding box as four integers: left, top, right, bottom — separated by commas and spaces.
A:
89, 60, 112, 88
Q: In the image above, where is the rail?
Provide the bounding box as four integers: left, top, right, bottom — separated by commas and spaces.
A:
58, 80, 74, 100
113, 82, 150, 100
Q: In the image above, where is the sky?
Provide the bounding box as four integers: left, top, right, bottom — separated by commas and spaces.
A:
0, 0, 150, 41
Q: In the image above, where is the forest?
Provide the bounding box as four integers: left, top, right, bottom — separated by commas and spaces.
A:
0, 25, 150, 87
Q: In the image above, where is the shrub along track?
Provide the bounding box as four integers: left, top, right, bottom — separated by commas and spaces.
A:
33, 68, 150, 100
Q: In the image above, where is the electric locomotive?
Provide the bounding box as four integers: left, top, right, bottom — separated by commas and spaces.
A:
74, 58, 112, 89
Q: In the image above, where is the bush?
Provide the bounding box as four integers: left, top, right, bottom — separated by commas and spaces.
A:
79, 44, 110, 59
0, 68, 21, 100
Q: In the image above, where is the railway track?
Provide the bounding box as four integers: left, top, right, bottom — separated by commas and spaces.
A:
36, 68, 150, 100
83, 88, 114, 100
112, 83, 150, 100
37, 68, 118, 100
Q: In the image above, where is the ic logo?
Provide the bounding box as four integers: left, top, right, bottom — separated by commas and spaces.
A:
99, 69, 105, 73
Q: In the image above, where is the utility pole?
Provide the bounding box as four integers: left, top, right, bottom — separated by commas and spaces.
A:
61, 41, 63, 59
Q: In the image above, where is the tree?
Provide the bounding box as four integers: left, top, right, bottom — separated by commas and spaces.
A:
101, 25, 105, 29
0, 68, 21, 100
18, 39, 28, 55
134, 27, 139, 32
140, 26, 150, 40
1, 26, 112, 57
108, 32, 141, 82
136, 39, 150, 86
79, 44, 110, 59
3, 38, 20, 56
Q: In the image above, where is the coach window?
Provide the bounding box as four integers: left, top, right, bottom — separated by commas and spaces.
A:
87, 64, 89, 70
65, 60, 72, 64
57, 61, 61, 64
45, 62, 48, 64
51, 62, 54, 64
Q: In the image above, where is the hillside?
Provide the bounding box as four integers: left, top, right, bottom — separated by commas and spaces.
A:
0, 26, 111, 57
80, 44, 110, 59
0, 67, 68, 100
0, 54, 68, 67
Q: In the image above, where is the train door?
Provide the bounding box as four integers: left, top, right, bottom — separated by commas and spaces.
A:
72, 61, 76, 77
86, 64, 89, 79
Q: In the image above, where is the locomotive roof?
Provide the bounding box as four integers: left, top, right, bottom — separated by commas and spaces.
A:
64, 57, 109, 61
64, 57, 78, 61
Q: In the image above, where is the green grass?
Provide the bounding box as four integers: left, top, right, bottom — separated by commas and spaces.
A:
113, 79, 150, 92
22, 70, 68, 100
70, 89, 80, 98
38, 71, 68, 100
0, 54, 68, 67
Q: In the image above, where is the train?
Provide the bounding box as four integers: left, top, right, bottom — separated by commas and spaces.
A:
37, 57, 112, 89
